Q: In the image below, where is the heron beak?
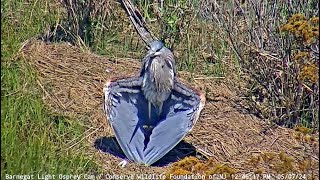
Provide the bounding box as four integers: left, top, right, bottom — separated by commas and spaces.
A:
153, 51, 161, 56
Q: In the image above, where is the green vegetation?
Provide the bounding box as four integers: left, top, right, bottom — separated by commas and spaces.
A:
1, 0, 100, 177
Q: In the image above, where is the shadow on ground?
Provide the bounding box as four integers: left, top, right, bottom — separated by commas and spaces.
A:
94, 136, 203, 166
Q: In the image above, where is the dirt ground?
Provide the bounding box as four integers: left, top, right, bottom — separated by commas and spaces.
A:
22, 40, 319, 179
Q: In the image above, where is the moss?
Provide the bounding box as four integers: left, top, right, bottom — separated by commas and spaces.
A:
165, 157, 236, 179
246, 151, 302, 174
275, 152, 294, 173
304, 134, 316, 143
205, 163, 236, 179
294, 126, 312, 134
169, 168, 193, 175
293, 132, 302, 140
194, 161, 207, 172
254, 168, 264, 174
247, 155, 261, 166
293, 127, 318, 145
165, 157, 202, 178
310, 17, 319, 24
298, 159, 311, 172
172, 156, 200, 172
261, 152, 277, 162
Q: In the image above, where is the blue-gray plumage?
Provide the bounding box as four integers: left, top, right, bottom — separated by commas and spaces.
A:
140, 40, 176, 124
103, 77, 205, 166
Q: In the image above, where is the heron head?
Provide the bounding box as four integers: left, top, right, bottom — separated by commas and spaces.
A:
151, 45, 176, 77
145, 40, 176, 76
152, 46, 174, 61
149, 40, 164, 53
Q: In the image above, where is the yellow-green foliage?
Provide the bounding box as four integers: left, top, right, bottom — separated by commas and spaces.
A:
261, 152, 277, 162
280, 14, 319, 44
294, 126, 312, 134
275, 152, 294, 173
303, 134, 316, 143
281, 14, 319, 85
294, 51, 318, 84
300, 63, 318, 84
293, 126, 317, 143
247, 152, 296, 174
254, 168, 264, 174
205, 163, 236, 179
165, 157, 236, 180
298, 158, 311, 172
248, 155, 262, 166
167, 150, 314, 178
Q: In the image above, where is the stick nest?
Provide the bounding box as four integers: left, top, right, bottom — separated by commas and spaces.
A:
21, 40, 319, 177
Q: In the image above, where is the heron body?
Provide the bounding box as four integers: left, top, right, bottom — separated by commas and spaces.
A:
140, 41, 176, 121
103, 1, 206, 166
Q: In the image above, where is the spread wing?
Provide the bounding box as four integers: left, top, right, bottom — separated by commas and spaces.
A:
103, 76, 146, 164
143, 80, 205, 165
103, 77, 205, 166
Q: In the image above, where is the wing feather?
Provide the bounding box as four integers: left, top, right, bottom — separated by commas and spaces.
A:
143, 80, 205, 165
103, 77, 205, 166
103, 77, 146, 163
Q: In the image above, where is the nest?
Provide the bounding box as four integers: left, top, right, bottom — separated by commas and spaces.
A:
21, 40, 319, 177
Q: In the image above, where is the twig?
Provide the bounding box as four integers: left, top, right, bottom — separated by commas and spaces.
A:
270, 136, 279, 146
193, 76, 225, 80
65, 126, 102, 151
195, 146, 213, 159
36, 79, 66, 110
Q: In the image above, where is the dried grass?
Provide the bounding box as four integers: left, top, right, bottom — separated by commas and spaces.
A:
21, 40, 319, 176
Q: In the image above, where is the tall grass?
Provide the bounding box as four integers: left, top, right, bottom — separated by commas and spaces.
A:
49, 0, 228, 78
1, 0, 100, 177
203, 0, 319, 129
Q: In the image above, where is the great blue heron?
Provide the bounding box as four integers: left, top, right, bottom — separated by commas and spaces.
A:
102, 0, 205, 166
121, 0, 177, 125
140, 40, 176, 126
